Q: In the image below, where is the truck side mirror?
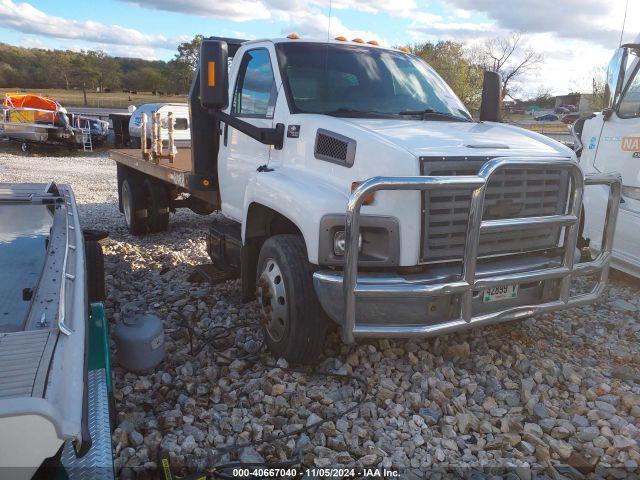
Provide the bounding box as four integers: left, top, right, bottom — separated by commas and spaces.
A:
480, 70, 502, 122
199, 40, 229, 110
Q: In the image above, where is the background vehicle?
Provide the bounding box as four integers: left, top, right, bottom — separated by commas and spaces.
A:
561, 104, 578, 112
70, 114, 110, 146
128, 102, 190, 148
555, 107, 570, 114
573, 35, 640, 278
0, 93, 81, 151
535, 113, 559, 121
111, 36, 619, 364
561, 113, 580, 124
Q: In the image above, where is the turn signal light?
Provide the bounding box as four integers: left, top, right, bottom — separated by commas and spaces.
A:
351, 182, 375, 205
334, 36, 347, 41
351, 38, 364, 43
287, 33, 300, 39
367, 40, 379, 46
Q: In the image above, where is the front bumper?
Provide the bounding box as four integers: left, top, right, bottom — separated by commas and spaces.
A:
312, 157, 621, 343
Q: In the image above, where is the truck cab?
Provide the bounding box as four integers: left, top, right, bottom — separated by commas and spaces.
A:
112, 36, 620, 364
574, 36, 640, 277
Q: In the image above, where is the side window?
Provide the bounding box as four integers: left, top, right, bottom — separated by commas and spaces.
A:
174, 118, 188, 130
232, 49, 277, 117
619, 64, 640, 118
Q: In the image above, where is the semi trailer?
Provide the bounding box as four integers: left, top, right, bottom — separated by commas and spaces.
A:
573, 34, 640, 278
110, 35, 621, 364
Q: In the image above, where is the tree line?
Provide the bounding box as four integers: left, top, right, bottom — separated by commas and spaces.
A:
0, 43, 193, 95
0, 33, 548, 112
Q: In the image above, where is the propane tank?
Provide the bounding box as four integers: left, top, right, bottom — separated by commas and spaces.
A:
114, 314, 165, 373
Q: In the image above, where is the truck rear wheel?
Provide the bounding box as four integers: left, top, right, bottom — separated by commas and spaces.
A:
256, 235, 327, 364
143, 178, 170, 233
121, 176, 148, 235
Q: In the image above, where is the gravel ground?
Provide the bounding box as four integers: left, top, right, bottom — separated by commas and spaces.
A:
2, 150, 640, 479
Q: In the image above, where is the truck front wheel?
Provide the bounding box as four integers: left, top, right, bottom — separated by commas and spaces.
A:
256, 235, 327, 364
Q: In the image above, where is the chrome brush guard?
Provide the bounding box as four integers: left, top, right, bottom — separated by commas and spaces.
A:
340, 158, 621, 343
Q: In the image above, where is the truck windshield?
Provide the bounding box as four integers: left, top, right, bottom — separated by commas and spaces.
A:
275, 42, 472, 121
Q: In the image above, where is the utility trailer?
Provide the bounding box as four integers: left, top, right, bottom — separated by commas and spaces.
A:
111, 35, 621, 364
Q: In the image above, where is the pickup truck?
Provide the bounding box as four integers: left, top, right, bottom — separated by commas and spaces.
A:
110, 36, 621, 364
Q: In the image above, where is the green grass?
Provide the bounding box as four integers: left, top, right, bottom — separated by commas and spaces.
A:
0, 88, 187, 109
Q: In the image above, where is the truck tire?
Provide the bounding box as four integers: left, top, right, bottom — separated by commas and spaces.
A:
121, 176, 148, 235
85, 240, 106, 302
143, 178, 170, 233
256, 234, 327, 364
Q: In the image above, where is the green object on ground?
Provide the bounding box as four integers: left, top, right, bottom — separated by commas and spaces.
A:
88, 302, 112, 392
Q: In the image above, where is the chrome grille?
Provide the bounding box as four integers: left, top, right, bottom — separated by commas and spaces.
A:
421, 157, 570, 263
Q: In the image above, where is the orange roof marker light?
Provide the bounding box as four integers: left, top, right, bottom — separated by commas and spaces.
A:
334, 36, 348, 41
367, 40, 379, 46
287, 33, 300, 39
351, 38, 365, 43
399, 46, 410, 53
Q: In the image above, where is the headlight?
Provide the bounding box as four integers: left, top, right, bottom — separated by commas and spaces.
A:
333, 230, 362, 256
319, 215, 399, 266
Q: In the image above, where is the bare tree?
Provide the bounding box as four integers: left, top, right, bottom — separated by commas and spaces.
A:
481, 33, 544, 99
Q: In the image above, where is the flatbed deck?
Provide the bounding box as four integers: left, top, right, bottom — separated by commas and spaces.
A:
110, 148, 217, 204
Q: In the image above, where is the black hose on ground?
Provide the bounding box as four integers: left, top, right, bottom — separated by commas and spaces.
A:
157, 317, 370, 480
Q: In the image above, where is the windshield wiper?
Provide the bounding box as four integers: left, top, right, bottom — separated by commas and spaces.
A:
323, 108, 395, 118
398, 109, 472, 122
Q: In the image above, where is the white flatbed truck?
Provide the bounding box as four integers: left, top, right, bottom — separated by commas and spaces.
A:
111, 36, 621, 364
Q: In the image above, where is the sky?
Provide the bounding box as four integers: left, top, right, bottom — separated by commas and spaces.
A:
0, 0, 639, 98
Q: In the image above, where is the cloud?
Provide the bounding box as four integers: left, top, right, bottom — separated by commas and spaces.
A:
324, 0, 419, 15
119, 0, 270, 22
441, 0, 639, 48
409, 20, 497, 41
281, 11, 384, 43
119, 0, 421, 19
0, 0, 183, 51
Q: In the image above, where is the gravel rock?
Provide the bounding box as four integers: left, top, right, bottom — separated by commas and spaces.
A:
5, 152, 640, 476
577, 426, 600, 442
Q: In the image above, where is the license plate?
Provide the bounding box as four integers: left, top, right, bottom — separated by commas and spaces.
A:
483, 284, 519, 302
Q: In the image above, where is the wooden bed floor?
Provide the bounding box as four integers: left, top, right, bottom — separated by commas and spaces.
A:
110, 148, 193, 173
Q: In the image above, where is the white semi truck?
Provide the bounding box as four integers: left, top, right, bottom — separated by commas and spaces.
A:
573, 35, 640, 278
111, 36, 620, 364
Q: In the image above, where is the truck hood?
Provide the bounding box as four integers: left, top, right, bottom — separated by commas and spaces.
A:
343, 118, 572, 158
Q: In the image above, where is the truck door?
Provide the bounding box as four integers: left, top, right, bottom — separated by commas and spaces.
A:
593, 59, 640, 266
218, 48, 279, 221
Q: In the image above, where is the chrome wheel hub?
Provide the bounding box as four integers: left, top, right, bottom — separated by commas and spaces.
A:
257, 258, 288, 342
